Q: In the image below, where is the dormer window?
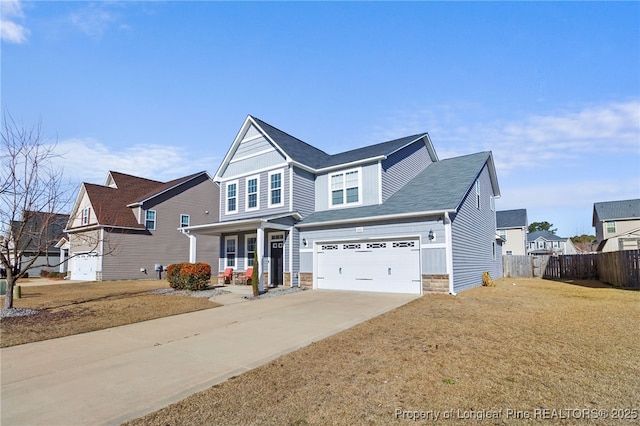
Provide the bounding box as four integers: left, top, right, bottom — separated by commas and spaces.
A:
330, 168, 360, 207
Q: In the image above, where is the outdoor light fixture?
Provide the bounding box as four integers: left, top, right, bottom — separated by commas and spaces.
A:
428, 230, 435, 241
302, 238, 307, 247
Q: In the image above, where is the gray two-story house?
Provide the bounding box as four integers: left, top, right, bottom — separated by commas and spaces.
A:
181, 116, 502, 295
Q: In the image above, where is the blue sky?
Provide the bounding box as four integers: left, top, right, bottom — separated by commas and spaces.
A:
2, 1, 639, 238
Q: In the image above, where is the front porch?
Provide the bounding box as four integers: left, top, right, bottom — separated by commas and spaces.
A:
180, 213, 301, 292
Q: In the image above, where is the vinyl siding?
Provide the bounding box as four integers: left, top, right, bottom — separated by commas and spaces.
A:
223, 150, 286, 178
298, 217, 445, 273
292, 167, 315, 217
100, 175, 220, 280
314, 162, 379, 211
450, 164, 502, 292
219, 167, 290, 221
381, 142, 432, 202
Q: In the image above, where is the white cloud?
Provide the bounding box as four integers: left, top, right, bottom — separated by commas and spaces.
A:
52, 138, 220, 185
374, 100, 640, 175
1, 0, 30, 44
68, 2, 126, 38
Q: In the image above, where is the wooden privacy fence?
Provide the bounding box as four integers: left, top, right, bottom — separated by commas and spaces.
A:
503, 250, 640, 289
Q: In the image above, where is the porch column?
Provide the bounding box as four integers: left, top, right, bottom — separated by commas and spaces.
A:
257, 227, 265, 292
59, 248, 66, 273
188, 234, 197, 263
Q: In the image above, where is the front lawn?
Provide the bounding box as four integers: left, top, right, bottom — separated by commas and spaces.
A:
123, 278, 640, 425
0, 279, 220, 347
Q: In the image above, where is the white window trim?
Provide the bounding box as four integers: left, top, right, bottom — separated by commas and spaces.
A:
245, 234, 257, 268
475, 181, 481, 210
225, 235, 238, 269
81, 207, 91, 225
245, 175, 260, 212
268, 169, 284, 208
329, 167, 362, 208
146, 209, 156, 230
225, 180, 239, 215
180, 214, 190, 227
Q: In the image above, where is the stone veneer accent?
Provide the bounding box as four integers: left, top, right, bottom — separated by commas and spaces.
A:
299, 272, 313, 288
422, 274, 450, 294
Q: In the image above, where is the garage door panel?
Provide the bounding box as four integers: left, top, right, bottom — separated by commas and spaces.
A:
316, 239, 421, 294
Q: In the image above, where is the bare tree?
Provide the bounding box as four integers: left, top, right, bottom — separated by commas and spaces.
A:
0, 113, 71, 308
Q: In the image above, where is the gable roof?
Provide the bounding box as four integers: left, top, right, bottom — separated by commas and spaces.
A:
298, 151, 497, 227
527, 230, 566, 242
592, 199, 640, 225
497, 209, 528, 229
67, 171, 209, 230
217, 116, 438, 178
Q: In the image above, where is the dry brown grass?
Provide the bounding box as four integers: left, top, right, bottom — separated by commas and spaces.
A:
124, 278, 640, 425
0, 280, 220, 347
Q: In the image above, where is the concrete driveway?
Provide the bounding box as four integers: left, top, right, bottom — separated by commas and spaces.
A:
1, 289, 417, 425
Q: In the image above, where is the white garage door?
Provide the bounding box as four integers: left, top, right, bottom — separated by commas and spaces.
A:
316, 239, 421, 294
70, 252, 98, 281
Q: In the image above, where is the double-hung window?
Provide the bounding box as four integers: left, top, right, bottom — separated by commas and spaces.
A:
146, 210, 156, 230
605, 221, 616, 234
226, 236, 237, 268
246, 235, 257, 267
246, 175, 259, 211
180, 214, 190, 227
226, 180, 238, 214
81, 207, 90, 225
269, 170, 283, 207
330, 169, 360, 207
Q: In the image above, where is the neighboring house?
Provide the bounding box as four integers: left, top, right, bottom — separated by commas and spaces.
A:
4, 211, 69, 277
181, 115, 502, 295
527, 230, 577, 256
496, 209, 528, 255
65, 171, 219, 281
592, 198, 640, 252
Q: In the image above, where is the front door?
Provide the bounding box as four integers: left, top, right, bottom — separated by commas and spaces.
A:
270, 241, 284, 286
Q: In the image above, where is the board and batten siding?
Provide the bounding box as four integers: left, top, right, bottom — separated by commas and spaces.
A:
450, 165, 502, 292
297, 217, 446, 273
101, 176, 220, 281
314, 162, 379, 211
381, 142, 432, 202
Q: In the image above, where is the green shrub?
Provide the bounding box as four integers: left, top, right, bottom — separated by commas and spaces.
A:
166, 262, 211, 290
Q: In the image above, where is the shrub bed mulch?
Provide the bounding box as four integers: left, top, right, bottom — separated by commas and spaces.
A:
123, 278, 640, 426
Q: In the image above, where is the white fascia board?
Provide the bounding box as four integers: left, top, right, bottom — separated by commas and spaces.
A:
314, 156, 386, 174
296, 209, 455, 229
214, 116, 256, 181
423, 133, 439, 162
215, 162, 289, 183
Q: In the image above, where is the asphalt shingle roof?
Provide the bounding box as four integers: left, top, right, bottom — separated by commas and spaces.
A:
593, 199, 640, 223
299, 151, 491, 225
70, 171, 207, 230
496, 209, 528, 228
527, 230, 566, 242
252, 116, 429, 170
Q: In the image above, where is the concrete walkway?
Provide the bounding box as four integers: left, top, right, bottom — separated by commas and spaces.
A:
1, 289, 417, 426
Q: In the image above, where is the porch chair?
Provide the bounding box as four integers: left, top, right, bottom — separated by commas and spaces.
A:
218, 268, 233, 285
244, 267, 253, 285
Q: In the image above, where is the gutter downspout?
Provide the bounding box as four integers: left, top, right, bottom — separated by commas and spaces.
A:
444, 212, 456, 296
179, 229, 197, 263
